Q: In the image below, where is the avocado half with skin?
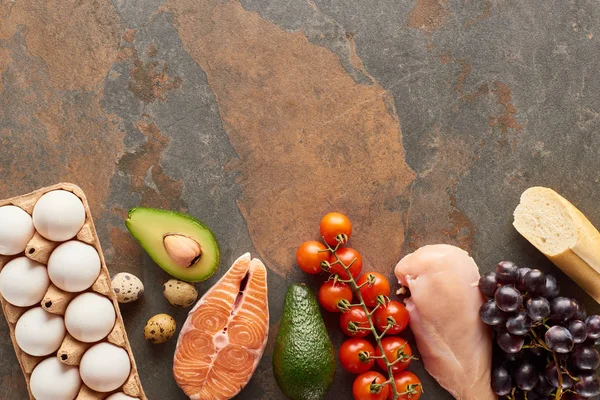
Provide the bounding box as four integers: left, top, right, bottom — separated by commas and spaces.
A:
126, 207, 220, 282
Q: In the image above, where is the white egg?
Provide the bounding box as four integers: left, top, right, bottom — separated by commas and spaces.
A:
33, 190, 86, 241
30, 357, 81, 400
106, 393, 138, 400
65, 292, 116, 343
0, 257, 50, 307
48, 240, 101, 292
0, 205, 35, 255
15, 307, 66, 356
80, 342, 131, 392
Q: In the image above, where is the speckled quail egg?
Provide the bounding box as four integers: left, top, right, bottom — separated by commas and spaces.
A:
15, 307, 66, 356
162, 279, 198, 308
48, 240, 101, 292
33, 190, 86, 241
30, 357, 82, 400
106, 393, 138, 400
65, 292, 116, 343
0, 256, 50, 307
111, 273, 144, 304
0, 205, 35, 255
80, 342, 131, 392
144, 314, 176, 344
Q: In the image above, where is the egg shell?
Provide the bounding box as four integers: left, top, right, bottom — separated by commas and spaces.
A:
0, 257, 50, 307
144, 314, 176, 344
162, 279, 198, 308
30, 357, 81, 400
15, 307, 66, 356
80, 342, 131, 392
0, 205, 35, 255
65, 292, 116, 343
48, 240, 101, 292
111, 273, 144, 304
32, 190, 86, 241
106, 393, 138, 400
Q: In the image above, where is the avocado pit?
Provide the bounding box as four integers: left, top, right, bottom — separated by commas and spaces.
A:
163, 234, 202, 268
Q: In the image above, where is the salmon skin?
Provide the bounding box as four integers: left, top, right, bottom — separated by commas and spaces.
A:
173, 253, 269, 400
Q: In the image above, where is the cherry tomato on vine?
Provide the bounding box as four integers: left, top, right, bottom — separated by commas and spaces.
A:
375, 337, 414, 373
328, 247, 363, 279
320, 212, 352, 246
318, 280, 353, 312
353, 371, 390, 400
296, 241, 329, 274
373, 301, 409, 334
340, 306, 371, 337
357, 272, 391, 307
340, 338, 375, 374
388, 371, 422, 400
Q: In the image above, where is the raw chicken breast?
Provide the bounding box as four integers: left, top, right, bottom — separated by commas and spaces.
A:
394, 244, 495, 400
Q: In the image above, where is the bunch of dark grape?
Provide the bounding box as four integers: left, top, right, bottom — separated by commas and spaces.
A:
479, 261, 600, 399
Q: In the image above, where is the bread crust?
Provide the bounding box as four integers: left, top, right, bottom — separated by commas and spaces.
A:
514, 187, 600, 303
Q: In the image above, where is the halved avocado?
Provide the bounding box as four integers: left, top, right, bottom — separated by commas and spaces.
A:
125, 207, 220, 282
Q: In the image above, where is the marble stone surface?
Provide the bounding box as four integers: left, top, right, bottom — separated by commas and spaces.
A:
1, 0, 600, 398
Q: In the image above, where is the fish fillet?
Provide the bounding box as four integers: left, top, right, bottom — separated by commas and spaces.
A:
394, 244, 495, 400
173, 253, 269, 400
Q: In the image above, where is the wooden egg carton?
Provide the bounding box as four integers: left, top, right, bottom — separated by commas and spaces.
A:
0, 183, 147, 400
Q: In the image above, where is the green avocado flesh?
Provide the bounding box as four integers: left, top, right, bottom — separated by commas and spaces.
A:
273, 284, 336, 400
125, 207, 220, 283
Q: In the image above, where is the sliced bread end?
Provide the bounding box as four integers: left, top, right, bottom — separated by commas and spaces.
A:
513, 186, 577, 256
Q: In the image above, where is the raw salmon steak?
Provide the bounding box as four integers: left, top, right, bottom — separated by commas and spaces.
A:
173, 253, 269, 400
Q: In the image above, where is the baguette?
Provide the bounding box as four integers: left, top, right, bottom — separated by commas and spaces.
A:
513, 186, 600, 303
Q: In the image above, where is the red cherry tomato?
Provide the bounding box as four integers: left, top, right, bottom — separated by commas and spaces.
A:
353, 371, 390, 400
329, 247, 363, 279
318, 280, 353, 312
339, 338, 375, 374
373, 301, 409, 335
388, 371, 422, 400
296, 241, 329, 274
375, 337, 413, 373
357, 272, 391, 307
340, 306, 371, 338
320, 212, 352, 246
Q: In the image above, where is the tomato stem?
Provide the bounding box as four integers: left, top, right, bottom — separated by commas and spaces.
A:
367, 303, 381, 316
326, 240, 401, 400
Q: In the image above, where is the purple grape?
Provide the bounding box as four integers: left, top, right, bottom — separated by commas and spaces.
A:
523, 269, 546, 294
478, 271, 498, 298
515, 362, 538, 391
525, 347, 547, 366
491, 365, 512, 396
545, 326, 574, 353
586, 315, 600, 339
542, 274, 560, 299
534, 373, 554, 395
480, 300, 506, 326
503, 350, 524, 363
516, 267, 531, 292
526, 297, 551, 321
573, 298, 588, 320
497, 330, 525, 353
495, 285, 522, 312
574, 374, 600, 397
506, 311, 532, 336
496, 261, 519, 284
550, 297, 577, 322
571, 346, 600, 371
570, 394, 592, 400
567, 320, 588, 344
545, 364, 572, 389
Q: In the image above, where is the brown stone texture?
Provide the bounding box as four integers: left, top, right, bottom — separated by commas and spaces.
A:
2, 0, 600, 398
